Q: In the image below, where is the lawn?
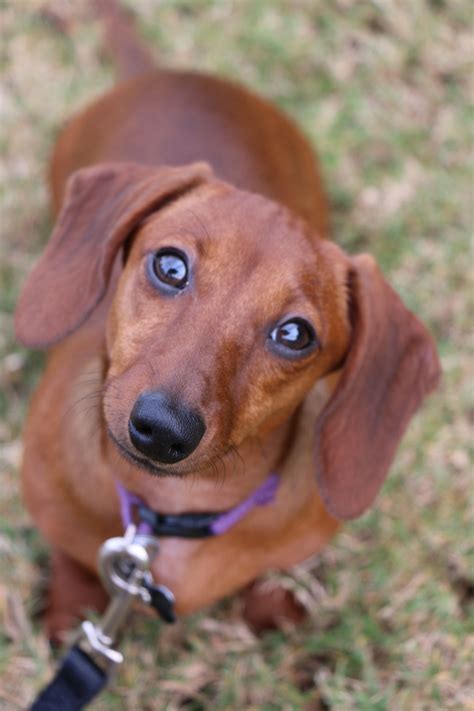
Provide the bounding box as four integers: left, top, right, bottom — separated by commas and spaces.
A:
0, 1, 472, 709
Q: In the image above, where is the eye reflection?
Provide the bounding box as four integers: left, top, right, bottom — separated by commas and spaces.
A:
269, 318, 317, 354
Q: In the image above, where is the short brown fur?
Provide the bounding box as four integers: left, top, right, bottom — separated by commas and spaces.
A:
16, 2, 440, 639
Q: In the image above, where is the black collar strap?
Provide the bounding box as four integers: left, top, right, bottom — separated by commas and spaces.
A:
137, 505, 224, 538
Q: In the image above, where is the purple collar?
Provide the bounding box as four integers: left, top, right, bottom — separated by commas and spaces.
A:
116, 473, 280, 539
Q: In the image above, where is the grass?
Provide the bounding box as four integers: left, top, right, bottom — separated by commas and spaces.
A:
0, 1, 472, 709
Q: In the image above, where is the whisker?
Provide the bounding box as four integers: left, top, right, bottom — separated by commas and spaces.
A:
63, 389, 103, 419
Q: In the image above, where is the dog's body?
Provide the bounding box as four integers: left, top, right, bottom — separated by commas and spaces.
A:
16, 3, 440, 639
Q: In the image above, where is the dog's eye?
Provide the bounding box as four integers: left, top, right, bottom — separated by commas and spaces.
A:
269, 318, 317, 355
147, 249, 188, 291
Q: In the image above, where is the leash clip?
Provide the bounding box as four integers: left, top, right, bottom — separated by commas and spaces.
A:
75, 524, 160, 670
28, 525, 164, 709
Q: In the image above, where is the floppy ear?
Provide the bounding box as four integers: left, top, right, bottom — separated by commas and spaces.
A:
315, 254, 441, 520
15, 161, 212, 348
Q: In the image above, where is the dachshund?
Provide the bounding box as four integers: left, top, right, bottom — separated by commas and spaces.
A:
15, 0, 440, 641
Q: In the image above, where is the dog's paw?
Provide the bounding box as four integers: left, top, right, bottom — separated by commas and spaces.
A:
241, 580, 307, 633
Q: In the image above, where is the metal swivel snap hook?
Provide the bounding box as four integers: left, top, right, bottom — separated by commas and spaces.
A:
98, 524, 158, 599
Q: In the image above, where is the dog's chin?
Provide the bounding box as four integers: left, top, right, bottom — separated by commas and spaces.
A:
107, 429, 188, 477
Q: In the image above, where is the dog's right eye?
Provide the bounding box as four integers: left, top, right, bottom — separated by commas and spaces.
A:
147, 249, 189, 293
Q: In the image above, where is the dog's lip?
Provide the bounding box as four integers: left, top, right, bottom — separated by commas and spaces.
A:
107, 428, 183, 477
106, 427, 232, 478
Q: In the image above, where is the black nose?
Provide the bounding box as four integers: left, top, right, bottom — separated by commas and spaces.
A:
128, 391, 205, 464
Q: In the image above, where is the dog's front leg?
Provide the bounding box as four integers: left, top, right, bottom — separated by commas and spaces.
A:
44, 548, 109, 645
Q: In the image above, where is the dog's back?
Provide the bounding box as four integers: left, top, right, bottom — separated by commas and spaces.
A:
50, 4, 328, 233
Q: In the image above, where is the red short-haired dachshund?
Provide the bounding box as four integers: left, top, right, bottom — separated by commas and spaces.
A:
15, 0, 440, 641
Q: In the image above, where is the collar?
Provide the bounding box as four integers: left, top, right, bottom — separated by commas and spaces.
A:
116, 472, 280, 539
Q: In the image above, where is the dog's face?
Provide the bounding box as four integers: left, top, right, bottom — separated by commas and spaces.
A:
16, 162, 439, 518
104, 182, 350, 475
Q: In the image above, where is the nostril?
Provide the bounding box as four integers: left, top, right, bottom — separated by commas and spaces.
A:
136, 423, 153, 438
169, 443, 184, 457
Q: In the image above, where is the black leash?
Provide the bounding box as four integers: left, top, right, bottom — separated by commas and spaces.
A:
29, 475, 280, 709
29, 523, 174, 710
27, 509, 227, 709
30, 646, 107, 711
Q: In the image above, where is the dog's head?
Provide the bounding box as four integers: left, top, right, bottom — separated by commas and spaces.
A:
16, 162, 440, 519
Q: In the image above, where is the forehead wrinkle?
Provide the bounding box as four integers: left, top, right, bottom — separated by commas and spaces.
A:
183, 207, 212, 255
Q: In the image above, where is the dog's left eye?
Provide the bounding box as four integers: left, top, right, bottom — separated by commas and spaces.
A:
147, 249, 189, 292
269, 318, 317, 355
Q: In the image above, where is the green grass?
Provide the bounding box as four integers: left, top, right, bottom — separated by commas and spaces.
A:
1, 1, 472, 709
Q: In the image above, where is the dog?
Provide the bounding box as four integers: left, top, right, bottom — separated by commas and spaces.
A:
15, 1, 440, 641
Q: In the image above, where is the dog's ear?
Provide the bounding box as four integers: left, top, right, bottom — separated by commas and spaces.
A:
315, 254, 440, 520
15, 161, 212, 348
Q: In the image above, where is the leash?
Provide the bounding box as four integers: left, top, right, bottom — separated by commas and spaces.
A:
29, 473, 279, 709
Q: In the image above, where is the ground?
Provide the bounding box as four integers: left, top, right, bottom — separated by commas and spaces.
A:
0, 1, 472, 709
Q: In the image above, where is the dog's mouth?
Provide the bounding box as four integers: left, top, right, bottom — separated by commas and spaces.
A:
107, 428, 238, 478
107, 429, 184, 476
107, 428, 225, 478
